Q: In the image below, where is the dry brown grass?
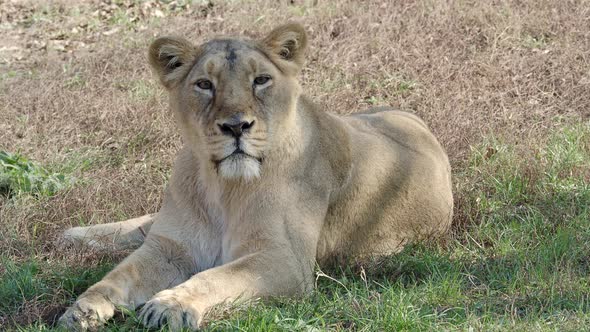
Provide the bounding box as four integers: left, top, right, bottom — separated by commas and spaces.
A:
1, 0, 589, 328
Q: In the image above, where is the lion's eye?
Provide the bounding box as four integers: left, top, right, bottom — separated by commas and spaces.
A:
196, 79, 213, 90
253, 75, 271, 85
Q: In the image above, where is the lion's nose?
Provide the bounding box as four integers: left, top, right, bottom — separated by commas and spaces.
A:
218, 120, 255, 138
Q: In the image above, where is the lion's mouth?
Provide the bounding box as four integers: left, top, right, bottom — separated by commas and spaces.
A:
214, 149, 262, 165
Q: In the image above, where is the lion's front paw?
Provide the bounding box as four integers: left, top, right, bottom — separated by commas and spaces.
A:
139, 289, 201, 331
58, 293, 115, 331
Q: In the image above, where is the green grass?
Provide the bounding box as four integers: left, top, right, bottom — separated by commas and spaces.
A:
2, 123, 589, 331
522, 34, 550, 49
0, 258, 115, 329
0, 151, 72, 197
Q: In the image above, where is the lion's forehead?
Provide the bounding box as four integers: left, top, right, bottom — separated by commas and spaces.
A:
189, 40, 282, 81
203, 39, 255, 53
198, 39, 265, 71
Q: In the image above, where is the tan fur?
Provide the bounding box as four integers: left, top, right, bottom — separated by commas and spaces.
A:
59, 23, 453, 331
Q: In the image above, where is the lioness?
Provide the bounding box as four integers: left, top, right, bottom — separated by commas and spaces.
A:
59, 23, 453, 330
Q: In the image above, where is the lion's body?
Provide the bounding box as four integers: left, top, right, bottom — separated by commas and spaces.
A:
318, 106, 452, 262
59, 24, 452, 331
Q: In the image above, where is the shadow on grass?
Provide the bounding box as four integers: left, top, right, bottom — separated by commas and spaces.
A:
0, 257, 115, 329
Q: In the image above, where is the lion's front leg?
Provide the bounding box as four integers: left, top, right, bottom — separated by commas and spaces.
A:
139, 249, 310, 330
137, 194, 326, 330
59, 234, 195, 330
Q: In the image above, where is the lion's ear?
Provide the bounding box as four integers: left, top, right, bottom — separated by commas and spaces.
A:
148, 36, 197, 89
261, 23, 307, 75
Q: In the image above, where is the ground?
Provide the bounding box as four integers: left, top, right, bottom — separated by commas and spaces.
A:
0, 0, 589, 330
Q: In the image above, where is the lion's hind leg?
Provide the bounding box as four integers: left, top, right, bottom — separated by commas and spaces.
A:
61, 214, 155, 251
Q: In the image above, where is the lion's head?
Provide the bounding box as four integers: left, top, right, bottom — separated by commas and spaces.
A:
148, 24, 307, 181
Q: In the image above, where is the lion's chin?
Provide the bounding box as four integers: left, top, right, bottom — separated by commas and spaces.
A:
217, 154, 261, 181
